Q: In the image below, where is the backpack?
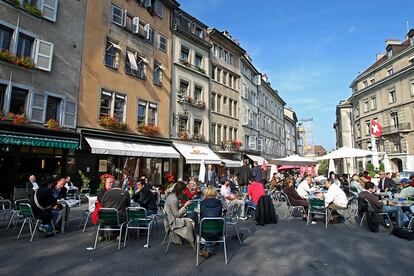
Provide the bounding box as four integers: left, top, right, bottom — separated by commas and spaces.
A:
391, 227, 414, 240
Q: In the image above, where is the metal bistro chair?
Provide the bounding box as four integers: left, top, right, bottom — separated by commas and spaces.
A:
196, 217, 228, 266
224, 204, 243, 246
307, 198, 328, 228
79, 196, 96, 233
359, 199, 392, 229
93, 208, 125, 251
7, 199, 31, 230
17, 203, 45, 242
124, 207, 154, 249
281, 191, 306, 219
0, 199, 12, 221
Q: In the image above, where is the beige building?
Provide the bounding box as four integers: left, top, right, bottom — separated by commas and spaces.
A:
348, 30, 414, 172
208, 29, 244, 161
284, 107, 298, 156
77, 0, 181, 188
334, 100, 355, 173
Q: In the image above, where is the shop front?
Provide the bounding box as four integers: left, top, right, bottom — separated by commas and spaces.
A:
173, 142, 222, 181
77, 129, 180, 192
0, 124, 79, 199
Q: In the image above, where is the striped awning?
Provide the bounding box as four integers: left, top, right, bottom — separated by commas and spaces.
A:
0, 134, 79, 149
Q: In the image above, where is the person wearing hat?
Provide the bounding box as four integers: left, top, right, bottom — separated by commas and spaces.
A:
394, 178, 414, 199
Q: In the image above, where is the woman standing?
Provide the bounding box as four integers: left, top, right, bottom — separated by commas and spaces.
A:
164, 181, 195, 248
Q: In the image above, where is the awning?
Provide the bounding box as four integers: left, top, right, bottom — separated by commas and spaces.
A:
0, 134, 78, 149
221, 159, 242, 168
245, 154, 268, 165
85, 137, 179, 158
173, 142, 222, 164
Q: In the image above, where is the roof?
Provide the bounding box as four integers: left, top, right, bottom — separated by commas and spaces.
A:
207, 28, 246, 55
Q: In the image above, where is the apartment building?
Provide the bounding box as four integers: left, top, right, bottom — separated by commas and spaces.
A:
0, 0, 85, 198
258, 75, 286, 161
347, 30, 414, 171
284, 107, 298, 156
208, 29, 244, 164
77, 0, 181, 188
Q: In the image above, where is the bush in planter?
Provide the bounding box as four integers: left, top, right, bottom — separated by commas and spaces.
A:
99, 116, 119, 128
137, 123, 161, 136
45, 119, 60, 130
23, 3, 42, 17
366, 162, 376, 178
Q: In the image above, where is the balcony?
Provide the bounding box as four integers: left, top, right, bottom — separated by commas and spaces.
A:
382, 123, 411, 135
172, 14, 210, 48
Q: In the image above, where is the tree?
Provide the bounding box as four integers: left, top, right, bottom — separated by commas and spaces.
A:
379, 162, 385, 172
318, 160, 328, 176
366, 162, 376, 178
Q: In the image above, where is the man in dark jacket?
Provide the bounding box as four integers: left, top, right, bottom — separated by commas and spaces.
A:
101, 182, 130, 222
31, 182, 61, 233
132, 179, 158, 215
252, 161, 262, 182
239, 159, 252, 186
378, 172, 393, 192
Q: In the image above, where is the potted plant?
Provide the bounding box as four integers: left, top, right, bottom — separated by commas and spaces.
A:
6, 113, 28, 125
179, 131, 190, 141
45, 119, 60, 130
179, 59, 190, 66
78, 170, 91, 192
99, 115, 120, 128
232, 139, 242, 150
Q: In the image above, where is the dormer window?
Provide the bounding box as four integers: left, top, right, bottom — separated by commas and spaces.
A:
411, 36, 414, 46
387, 49, 393, 58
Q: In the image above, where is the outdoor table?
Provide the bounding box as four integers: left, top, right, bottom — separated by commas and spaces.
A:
387, 199, 414, 207
57, 199, 79, 233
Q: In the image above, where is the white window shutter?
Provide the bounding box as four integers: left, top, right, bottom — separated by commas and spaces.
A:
34, 39, 54, 71
243, 107, 248, 125
249, 136, 256, 150
63, 100, 77, 128
30, 93, 45, 123
145, 0, 152, 8
41, 0, 59, 22
122, 10, 127, 27
144, 24, 151, 39
132, 17, 140, 34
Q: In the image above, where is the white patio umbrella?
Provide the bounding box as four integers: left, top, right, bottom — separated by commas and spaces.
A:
271, 155, 317, 166
198, 160, 206, 183
316, 147, 372, 160
328, 159, 336, 174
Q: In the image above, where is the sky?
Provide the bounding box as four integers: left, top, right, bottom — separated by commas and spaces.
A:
178, 0, 414, 151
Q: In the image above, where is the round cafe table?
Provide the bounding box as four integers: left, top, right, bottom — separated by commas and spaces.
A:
386, 199, 414, 206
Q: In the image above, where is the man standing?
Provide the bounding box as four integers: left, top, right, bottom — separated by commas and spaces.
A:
252, 161, 262, 182
101, 179, 130, 222
26, 175, 39, 199
207, 164, 218, 187
239, 159, 252, 187
378, 172, 392, 192
220, 179, 246, 219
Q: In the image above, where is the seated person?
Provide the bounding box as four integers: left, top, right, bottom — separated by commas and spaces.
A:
64, 176, 77, 191
101, 181, 130, 223
31, 180, 62, 233
283, 177, 309, 220
180, 180, 200, 204
296, 174, 314, 199
132, 178, 158, 216
220, 179, 246, 218
246, 177, 265, 214
199, 186, 223, 259
395, 179, 414, 199
164, 181, 195, 248
52, 178, 68, 200
350, 174, 366, 194
324, 178, 354, 224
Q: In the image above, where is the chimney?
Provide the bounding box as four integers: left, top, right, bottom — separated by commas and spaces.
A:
262, 74, 268, 83
376, 53, 386, 61
233, 38, 239, 45
223, 30, 232, 39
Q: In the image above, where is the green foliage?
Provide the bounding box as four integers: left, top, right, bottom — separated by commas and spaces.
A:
23, 3, 42, 17
318, 160, 329, 176
78, 170, 90, 191
366, 162, 376, 178
379, 162, 385, 172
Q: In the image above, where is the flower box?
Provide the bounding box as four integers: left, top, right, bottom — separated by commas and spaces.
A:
137, 123, 161, 136
99, 116, 128, 130
0, 49, 35, 70
0, 112, 28, 125
179, 131, 190, 141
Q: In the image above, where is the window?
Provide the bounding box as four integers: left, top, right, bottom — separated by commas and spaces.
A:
179, 80, 189, 97
211, 93, 216, 111
45, 95, 62, 122
387, 67, 393, 76
410, 80, 414, 96
223, 96, 227, 105
229, 99, 233, 117
363, 80, 368, 88
233, 101, 237, 117
194, 26, 203, 38
178, 116, 188, 132
0, 84, 6, 110
99, 90, 126, 122
10, 87, 28, 114
356, 123, 361, 138
148, 102, 157, 125
223, 126, 227, 141
194, 119, 202, 135
229, 127, 233, 141
229, 53, 234, 65
211, 66, 216, 80
180, 45, 189, 61
216, 68, 222, 83
111, 4, 123, 26
230, 75, 234, 89
387, 49, 392, 58
16, 33, 34, 57
363, 100, 369, 112
195, 53, 203, 68
389, 89, 396, 103
212, 124, 216, 144
124, 13, 134, 33
153, 0, 163, 17
194, 85, 202, 102
158, 34, 167, 52
370, 77, 375, 85
137, 100, 147, 124
0, 25, 12, 50
234, 128, 238, 140
153, 59, 163, 86
371, 97, 376, 110
217, 94, 221, 113
223, 71, 228, 85
125, 50, 146, 79
365, 120, 370, 136
105, 39, 120, 69
217, 125, 222, 142
355, 105, 360, 118
390, 113, 399, 127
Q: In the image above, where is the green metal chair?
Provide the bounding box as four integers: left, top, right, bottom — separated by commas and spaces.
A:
7, 199, 31, 230
124, 207, 154, 248
17, 203, 41, 242
359, 199, 392, 229
224, 204, 243, 246
196, 217, 227, 266
93, 208, 125, 251
307, 198, 328, 228
282, 191, 306, 219
349, 186, 359, 196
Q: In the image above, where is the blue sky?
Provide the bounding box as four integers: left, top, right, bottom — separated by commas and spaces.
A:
178, 0, 414, 151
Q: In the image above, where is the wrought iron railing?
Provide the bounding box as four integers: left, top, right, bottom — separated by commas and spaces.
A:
382, 123, 411, 134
